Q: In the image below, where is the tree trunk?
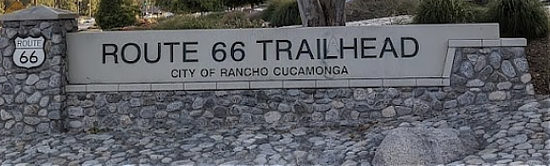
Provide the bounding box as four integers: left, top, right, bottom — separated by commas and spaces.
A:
297, 0, 346, 27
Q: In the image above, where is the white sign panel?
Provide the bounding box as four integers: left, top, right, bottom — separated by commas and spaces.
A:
67, 24, 499, 89
14, 36, 46, 69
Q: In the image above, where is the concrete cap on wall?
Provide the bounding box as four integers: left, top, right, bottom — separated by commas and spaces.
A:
0, 5, 78, 21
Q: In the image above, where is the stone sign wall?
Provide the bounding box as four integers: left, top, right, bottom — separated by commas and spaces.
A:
0, 6, 534, 135
61, 44, 533, 132
0, 19, 77, 135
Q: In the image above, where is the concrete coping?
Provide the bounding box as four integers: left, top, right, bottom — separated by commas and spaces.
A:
449, 38, 527, 47
66, 78, 451, 92
0, 5, 78, 21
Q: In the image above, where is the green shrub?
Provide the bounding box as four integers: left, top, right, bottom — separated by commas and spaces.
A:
153, 12, 263, 30
486, 0, 549, 39
346, 0, 419, 22
96, 0, 137, 30
220, 12, 264, 29
414, 0, 478, 24
262, 0, 301, 27
153, 15, 218, 30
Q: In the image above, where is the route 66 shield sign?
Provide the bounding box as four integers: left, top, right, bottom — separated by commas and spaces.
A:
13, 36, 46, 69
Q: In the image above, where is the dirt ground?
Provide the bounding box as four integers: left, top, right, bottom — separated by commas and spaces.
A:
526, 36, 550, 95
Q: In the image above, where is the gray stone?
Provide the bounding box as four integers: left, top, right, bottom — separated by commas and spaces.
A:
48, 110, 61, 120
515, 143, 532, 150
0, 38, 9, 49
6, 28, 17, 39
542, 121, 549, 131
474, 55, 487, 72
11, 109, 22, 121
4, 120, 14, 129
466, 79, 485, 87
479, 66, 494, 80
39, 22, 51, 29
50, 44, 65, 55
36, 123, 49, 133
372, 127, 478, 166
325, 109, 339, 121
25, 74, 40, 85
51, 34, 63, 44
507, 134, 528, 144
497, 82, 513, 90
312, 112, 324, 121
129, 98, 141, 107
2, 42, 14, 56
166, 101, 183, 112
23, 117, 40, 125
457, 92, 475, 106
381, 106, 396, 118
526, 84, 535, 95
140, 106, 155, 119
37, 109, 48, 117
1, 109, 13, 120
513, 58, 529, 73
443, 100, 457, 109
49, 74, 62, 88
501, 60, 516, 78
459, 61, 475, 78
313, 104, 331, 112
192, 97, 205, 109
155, 111, 168, 119
35, 80, 49, 90
264, 111, 281, 123
37, 145, 57, 154
395, 106, 412, 116
69, 121, 82, 128
520, 74, 531, 83
68, 107, 83, 118
467, 54, 478, 62
278, 103, 291, 112
342, 160, 358, 166
518, 102, 540, 111
39, 96, 49, 107
489, 91, 507, 101
15, 92, 27, 104
26, 91, 42, 104
476, 93, 489, 104
354, 89, 367, 100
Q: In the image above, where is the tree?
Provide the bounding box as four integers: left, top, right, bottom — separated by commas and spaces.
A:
96, 0, 137, 29
297, 0, 345, 27
57, 0, 77, 12
77, 0, 100, 16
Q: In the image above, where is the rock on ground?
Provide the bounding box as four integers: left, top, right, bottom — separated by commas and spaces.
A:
372, 127, 478, 166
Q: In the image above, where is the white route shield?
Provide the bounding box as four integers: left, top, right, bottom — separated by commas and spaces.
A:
13, 36, 46, 69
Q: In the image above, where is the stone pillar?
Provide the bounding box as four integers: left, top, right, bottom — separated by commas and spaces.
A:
0, 6, 77, 135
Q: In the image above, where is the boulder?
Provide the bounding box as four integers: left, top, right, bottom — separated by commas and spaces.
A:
372, 127, 478, 166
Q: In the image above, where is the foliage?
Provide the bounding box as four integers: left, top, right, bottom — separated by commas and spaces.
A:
152, 12, 263, 30
486, 0, 549, 39
225, 0, 265, 9
414, 0, 480, 24
262, 0, 301, 27
96, 0, 138, 30
77, 0, 101, 16
5, 0, 24, 13
220, 12, 264, 28
154, 0, 224, 14
345, 0, 419, 22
